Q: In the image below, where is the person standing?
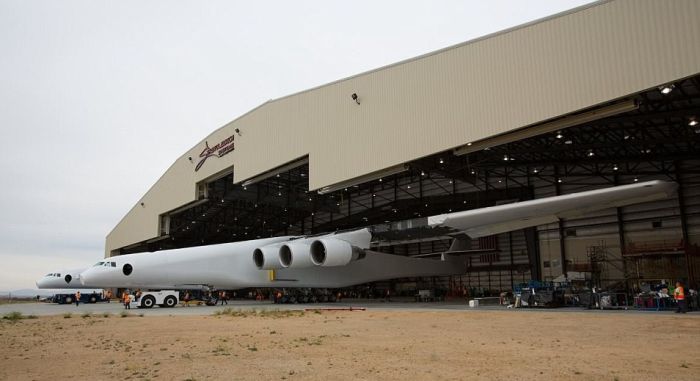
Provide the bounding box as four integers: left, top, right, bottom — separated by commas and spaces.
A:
220, 291, 227, 305
674, 281, 687, 313
183, 291, 191, 307
122, 291, 131, 309
75, 291, 81, 307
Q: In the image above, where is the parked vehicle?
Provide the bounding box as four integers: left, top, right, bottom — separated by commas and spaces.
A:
131, 290, 179, 308
52, 292, 106, 304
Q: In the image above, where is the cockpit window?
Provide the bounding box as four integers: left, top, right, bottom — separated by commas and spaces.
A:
56, 273, 61, 277
111, 262, 116, 267
94, 261, 104, 266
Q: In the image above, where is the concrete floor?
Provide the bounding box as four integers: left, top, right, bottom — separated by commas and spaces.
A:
1, 298, 696, 317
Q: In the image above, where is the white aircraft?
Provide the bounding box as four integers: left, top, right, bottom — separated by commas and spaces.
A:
36, 267, 90, 289
38, 180, 677, 290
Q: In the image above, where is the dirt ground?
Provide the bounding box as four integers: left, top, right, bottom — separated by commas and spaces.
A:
0, 309, 697, 381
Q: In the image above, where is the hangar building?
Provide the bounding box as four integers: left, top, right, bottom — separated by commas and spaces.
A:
107, 0, 700, 292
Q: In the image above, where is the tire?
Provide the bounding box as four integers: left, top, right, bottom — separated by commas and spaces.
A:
163, 296, 177, 308
141, 296, 156, 309
64, 296, 73, 304
89, 296, 97, 304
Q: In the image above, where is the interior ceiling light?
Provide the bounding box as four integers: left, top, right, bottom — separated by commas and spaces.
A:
565, 140, 573, 145
659, 84, 674, 94
633, 177, 639, 182
556, 132, 563, 139
690, 119, 698, 127
613, 165, 619, 171
503, 155, 509, 161
587, 150, 595, 157
421, 171, 425, 176
557, 178, 563, 183
439, 158, 444, 164
532, 168, 539, 174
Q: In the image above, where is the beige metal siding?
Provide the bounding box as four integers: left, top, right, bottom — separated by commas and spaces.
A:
106, 0, 700, 255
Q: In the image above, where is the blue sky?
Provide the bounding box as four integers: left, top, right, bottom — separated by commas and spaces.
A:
0, 0, 595, 290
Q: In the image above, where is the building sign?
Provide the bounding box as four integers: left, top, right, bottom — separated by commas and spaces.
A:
195, 135, 235, 172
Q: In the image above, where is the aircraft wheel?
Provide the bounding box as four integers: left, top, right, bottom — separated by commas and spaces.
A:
141, 296, 156, 309
64, 296, 73, 304
163, 296, 177, 308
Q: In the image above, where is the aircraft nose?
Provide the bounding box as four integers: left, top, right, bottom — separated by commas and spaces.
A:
79, 270, 91, 286
36, 277, 48, 289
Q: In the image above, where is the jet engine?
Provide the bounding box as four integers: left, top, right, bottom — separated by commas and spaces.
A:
253, 244, 285, 270
309, 238, 365, 267
279, 242, 314, 268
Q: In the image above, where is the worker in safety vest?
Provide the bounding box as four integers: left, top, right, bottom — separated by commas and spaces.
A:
75, 291, 81, 307
122, 291, 131, 309
674, 282, 687, 313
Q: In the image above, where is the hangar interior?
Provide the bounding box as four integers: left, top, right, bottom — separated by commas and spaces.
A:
118, 74, 700, 293
107, 0, 700, 296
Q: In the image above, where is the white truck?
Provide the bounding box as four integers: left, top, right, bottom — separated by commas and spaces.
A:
131, 290, 179, 308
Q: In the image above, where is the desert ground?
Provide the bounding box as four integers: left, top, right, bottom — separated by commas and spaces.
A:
0, 308, 697, 381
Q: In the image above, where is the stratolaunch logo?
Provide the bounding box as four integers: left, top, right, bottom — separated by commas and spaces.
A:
195, 135, 235, 172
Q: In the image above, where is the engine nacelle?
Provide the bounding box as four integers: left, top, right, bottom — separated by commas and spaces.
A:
310, 238, 365, 267
253, 244, 285, 270
279, 242, 314, 268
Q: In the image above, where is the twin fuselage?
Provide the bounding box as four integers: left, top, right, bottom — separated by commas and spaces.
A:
37, 181, 678, 292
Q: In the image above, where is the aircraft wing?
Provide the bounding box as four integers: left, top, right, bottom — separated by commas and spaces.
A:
427, 180, 677, 238
69, 180, 678, 290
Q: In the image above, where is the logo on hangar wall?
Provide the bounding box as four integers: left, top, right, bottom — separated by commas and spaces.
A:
195, 134, 235, 172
